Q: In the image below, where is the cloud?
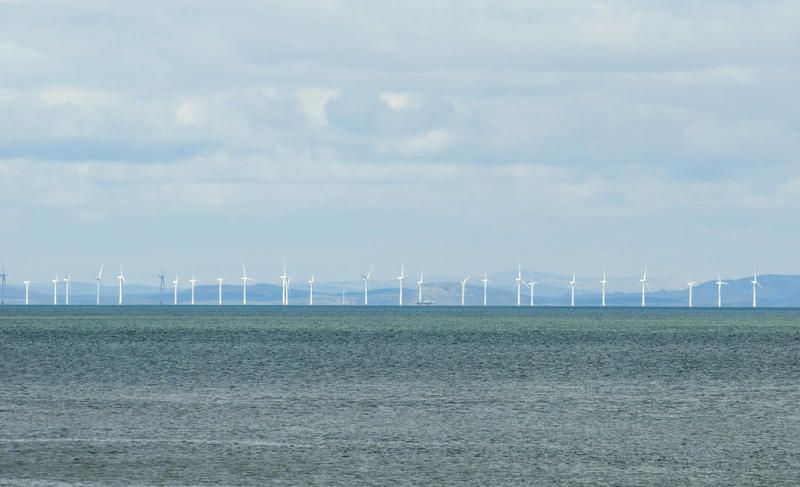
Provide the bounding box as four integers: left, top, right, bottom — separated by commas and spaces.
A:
2, 0, 800, 280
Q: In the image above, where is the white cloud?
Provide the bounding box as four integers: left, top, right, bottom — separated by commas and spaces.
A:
295, 88, 340, 127
2, 1, 800, 279
379, 92, 411, 110
175, 100, 205, 125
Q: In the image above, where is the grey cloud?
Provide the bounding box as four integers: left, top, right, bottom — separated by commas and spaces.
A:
325, 91, 454, 135
2, 0, 800, 280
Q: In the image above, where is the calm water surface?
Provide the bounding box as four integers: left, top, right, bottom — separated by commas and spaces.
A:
1, 306, 800, 485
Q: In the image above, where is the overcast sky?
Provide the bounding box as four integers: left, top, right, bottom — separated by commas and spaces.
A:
1, 1, 799, 285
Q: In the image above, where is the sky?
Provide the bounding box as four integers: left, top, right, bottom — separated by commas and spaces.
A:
1, 0, 799, 286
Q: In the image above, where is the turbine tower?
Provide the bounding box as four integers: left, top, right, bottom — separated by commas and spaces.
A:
751, 268, 762, 308
687, 276, 696, 308
397, 263, 405, 306
515, 263, 523, 307
241, 263, 254, 305
417, 272, 424, 304
95, 263, 104, 305
24, 280, 30, 305
640, 267, 647, 308
460, 276, 470, 306
172, 275, 179, 305
600, 269, 607, 307
117, 267, 126, 305
158, 268, 166, 305
716, 273, 727, 308
64, 273, 71, 305
189, 274, 197, 305
361, 267, 373, 305
52, 274, 59, 305
569, 271, 576, 307
481, 273, 489, 306
0, 264, 6, 305
280, 264, 288, 305
307, 273, 315, 306
527, 279, 537, 307
340, 279, 347, 305
217, 276, 224, 305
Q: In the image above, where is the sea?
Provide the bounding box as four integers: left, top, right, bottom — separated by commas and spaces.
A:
1, 306, 799, 486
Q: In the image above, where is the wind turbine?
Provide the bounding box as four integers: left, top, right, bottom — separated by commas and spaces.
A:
280, 264, 289, 305
600, 269, 607, 307
515, 263, 523, 307
64, 273, 71, 305
526, 279, 537, 307
24, 280, 30, 305
361, 267, 373, 305
172, 275, 179, 305
95, 263, 104, 305
0, 264, 6, 305
189, 274, 197, 305
417, 272, 424, 304
117, 267, 126, 305
640, 267, 648, 308
751, 268, 763, 308
52, 274, 59, 305
716, 273, 727, 308
687, 275, 696, 308
217, 276, 224, 305
307, 272, 315, 306
397, 263, 405, 306
340, 279, 347, 305
481, 272, 489, 306
460, 276, 470, 306
158, 268, 165, 305
241, 263, 254, 305
569, 271, 576, 307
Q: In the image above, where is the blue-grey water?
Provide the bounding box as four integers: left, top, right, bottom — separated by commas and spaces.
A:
2, 306, 800, 486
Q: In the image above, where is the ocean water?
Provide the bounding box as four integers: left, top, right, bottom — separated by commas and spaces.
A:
1, 306, 800, 486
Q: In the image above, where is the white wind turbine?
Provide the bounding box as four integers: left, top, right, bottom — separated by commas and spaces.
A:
95, 263, 104, 305
24, 280, 31, 305
481, 273, 489, 306
687, 275, 697, 308
280, 264, 288, 305
640, 267, 648, 308
526, 278, 537, 307
515, 263, 523, 307
397, 263, 405, 306
361, 267, 373, 305
600, 269, 607, 307
241, 263, 254, 305
569, 271, 576, 307
189, 274, 197, 305
117, 267, 126, 305
751, 268, 763, 308
52, 274, 59, 305
172, 275, 179, 305
307, 272, 315, 306
217, 276, 224, 305
64, 273, 71, 305
716, 272, 727, 308
417, 272, 424, 304
460, 276, 470, 306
